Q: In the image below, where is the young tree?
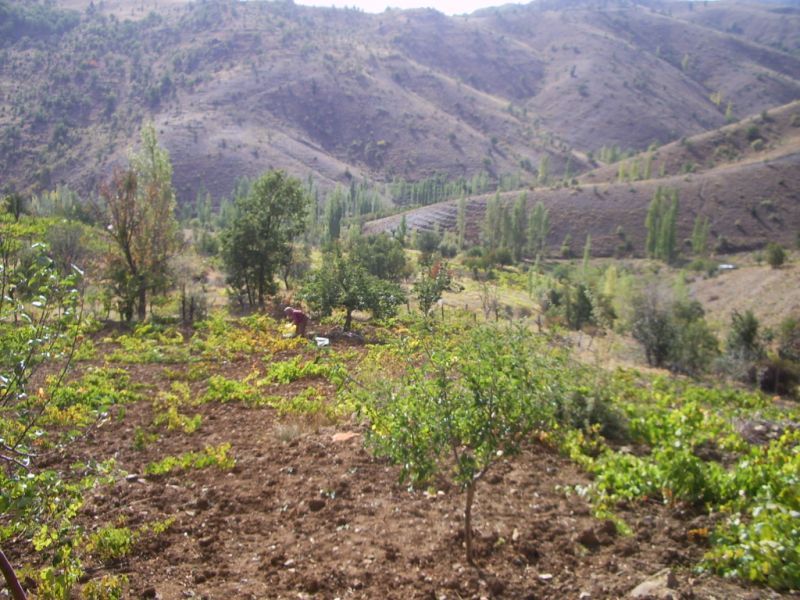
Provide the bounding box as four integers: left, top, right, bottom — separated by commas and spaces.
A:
631, 292, 676, 368
456, 195, 467, 251
481, 193, 502, 251
538, 155, 550, 185
413, 260, 453, 317
510, 193, 527, 262
324, 188, 345, 243
527, 201, 549, 258
691, 215, 710, 257
582, 234, 592, 275
645, 187, 679, 264
101, 124, 180, 321
726, 310, 763, 363
300, 249, 405, 331
360, 323, 567, 564
222, 170, 308, 308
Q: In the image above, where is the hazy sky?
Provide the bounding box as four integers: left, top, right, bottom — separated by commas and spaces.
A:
294, 0, 513, 16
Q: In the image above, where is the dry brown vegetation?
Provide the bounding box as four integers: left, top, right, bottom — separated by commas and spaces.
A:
1, 0, 799, 206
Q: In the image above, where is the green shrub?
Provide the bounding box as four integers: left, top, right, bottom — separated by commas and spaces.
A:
766, 242, 786, 268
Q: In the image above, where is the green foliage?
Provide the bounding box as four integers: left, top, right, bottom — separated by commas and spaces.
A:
765, 242, 786, 269
631, 293, 718, 374
261, 355, 344, 386
413, 261, 453, 316
348, 233, 408, 281
43, 367, 141, 434
0, 0, 79, 45
153, 382, 202, 433
691, 215, 710, 257
81, 575, 128, 600
221, 170, 309, 307
144, 443, 235, 476
777, 316, 800, 363
358, 322, 569, 562
100, 124, 181, 322
87, 526, 134, 562
527, 201, 549, 258
645, 187, 679, 263
301, 248, 406, 331
106, 323, 190, 364
563, 373, 800, 589
82, 574, 129, 600
727, 310, 764, 363
261, 385, 345, 420
413, 228, 442, 256
202, 375, 260, 405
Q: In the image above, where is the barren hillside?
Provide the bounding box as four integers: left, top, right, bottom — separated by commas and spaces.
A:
1, 0, 799, 205
364, 101, 800, 255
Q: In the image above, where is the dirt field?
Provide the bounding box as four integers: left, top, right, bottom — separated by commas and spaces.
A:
4, 322, 793, 600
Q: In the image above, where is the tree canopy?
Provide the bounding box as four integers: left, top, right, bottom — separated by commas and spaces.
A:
221, 170, 309, 308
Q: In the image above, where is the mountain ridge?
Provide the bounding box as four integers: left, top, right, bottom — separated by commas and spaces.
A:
0, 0, 798, 208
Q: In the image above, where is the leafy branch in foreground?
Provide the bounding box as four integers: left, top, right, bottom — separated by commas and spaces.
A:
358, 322, 568, 564
1, 227, 87, 597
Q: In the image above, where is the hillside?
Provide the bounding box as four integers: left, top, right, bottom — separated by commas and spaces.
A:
364, 100, 800, 255
1, 0, 799, 205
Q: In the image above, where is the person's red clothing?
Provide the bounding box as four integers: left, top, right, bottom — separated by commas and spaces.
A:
287, 309, 307, 326
284, 307, 308, 336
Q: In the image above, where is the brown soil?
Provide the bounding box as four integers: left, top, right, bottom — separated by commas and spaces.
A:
3, 331, 791, 600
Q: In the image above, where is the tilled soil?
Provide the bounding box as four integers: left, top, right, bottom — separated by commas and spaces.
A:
8, 398, 786, 600
3, 331, 791, 600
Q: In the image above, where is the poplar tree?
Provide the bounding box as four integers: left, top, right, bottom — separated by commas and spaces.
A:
456, 195, 467, 251
691, 215, 710, 257
510, 193, 528, 262
645, 187, 679, 264
527, 201, 549, 258
482, 193, 502, 251
538, 155, 550, 186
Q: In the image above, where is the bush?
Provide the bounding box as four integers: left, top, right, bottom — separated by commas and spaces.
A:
765, 242, 786, 268
727, 310, 763, 362
631, 294, 718, 374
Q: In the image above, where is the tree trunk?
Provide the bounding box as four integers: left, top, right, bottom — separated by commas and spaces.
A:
137, 277, 147, 321
464, 481, 475, 565
0, 548, 27, 600
344, 309, 353, 332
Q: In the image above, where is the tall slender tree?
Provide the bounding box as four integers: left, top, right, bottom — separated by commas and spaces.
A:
102, 123, 180, 321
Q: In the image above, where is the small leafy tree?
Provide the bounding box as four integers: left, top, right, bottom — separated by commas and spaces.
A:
631, 292, 676, 368
527, 201, 549, 258
221, 170, 308, 307
301, 250, 405, 331
413, 260, 453, 316
645, 187, 679, 264
727, 310, 763, 362
360, 323, 566, 564
691, 215, 710, 257
349, 233, 408, 281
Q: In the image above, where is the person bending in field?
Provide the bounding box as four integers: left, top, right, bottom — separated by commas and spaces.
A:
284, 306, 309, 337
